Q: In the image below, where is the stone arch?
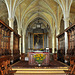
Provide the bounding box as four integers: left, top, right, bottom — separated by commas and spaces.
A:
23, 13, 53, 36
69, 0, 75, 24
21, 1, 57, 31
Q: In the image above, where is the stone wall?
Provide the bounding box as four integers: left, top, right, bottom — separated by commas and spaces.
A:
0, 1, 8, 25
70, 13, 75, 24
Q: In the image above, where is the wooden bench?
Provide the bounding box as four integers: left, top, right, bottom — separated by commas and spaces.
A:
0, 55, 12, 75
53, 53, 57, 61
70, 56, 75, 74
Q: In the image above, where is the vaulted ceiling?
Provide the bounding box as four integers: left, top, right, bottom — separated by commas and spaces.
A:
0, 0, 75, 35
14, 0, 59, 30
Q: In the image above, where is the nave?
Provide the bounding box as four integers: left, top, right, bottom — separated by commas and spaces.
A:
0, 0, 75, 75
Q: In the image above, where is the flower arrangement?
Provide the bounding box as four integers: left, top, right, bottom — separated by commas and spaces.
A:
33, 54, 46, 64
40, 48, 43, 51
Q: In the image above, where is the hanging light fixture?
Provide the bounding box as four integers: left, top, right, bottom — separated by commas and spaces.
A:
34, 2, 42, 29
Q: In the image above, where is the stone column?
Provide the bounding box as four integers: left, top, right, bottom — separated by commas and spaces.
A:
19, 38, 21, 54
48, 36, 50, 48
56, 5, 60, 53
8, 18, 14, 29
56, 38, 58, 53
18, 28, 21, 55
44, 34, 46, 48
52, 33, 55, 53
56, 28, 60, 53
47, 34, 49, 47
23, 34, 25, 53
28, 33, 30, 49
8, 18, 14, 63
64, 17, 69, 56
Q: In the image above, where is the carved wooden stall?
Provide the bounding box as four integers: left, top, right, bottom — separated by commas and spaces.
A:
0, 19, 21, 74
0, 20, 12, 56
57, 24, 75, 74
56, 32, 65, 62
70, 56, 75, 75
13, 32, 21, 62
0, 20, 13, 75
65, 24, 75, 74
65, 24, 75, 57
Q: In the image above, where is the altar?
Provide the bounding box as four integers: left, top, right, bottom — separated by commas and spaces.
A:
28, 52, 50, 65
27, 30, 50, 66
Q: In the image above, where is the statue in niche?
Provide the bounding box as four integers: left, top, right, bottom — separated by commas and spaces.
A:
34, 34, 43, 49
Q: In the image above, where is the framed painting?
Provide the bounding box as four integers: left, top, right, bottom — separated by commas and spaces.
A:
33, 33, 44, 49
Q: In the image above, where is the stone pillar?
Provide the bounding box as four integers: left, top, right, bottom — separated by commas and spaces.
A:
64, 17, 69, 56
19, 38, 21, 54
52, 33, 55, 53
56, 28, 60, 53
19, 37, 21, 60
64, 32, 68, 55
8, 18, 14, 63
47, 34, 49, 47
28, 33, 30, 49
18, 28, 21, 55
56, 5, 60, 53
8, 18, 14, 29
48, 36, 50, 48
56, 38, 58, 53
23, 34, 25, 53
44, 34, 46, 48
64, 17, 69, 29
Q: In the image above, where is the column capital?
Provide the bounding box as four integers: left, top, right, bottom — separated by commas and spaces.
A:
18, 28, 22, 35
8, 18, 14, 21
51, 32, 55, 36
63, 17, 70, 21
63, 16, 70, 29
8, 18, 14, 29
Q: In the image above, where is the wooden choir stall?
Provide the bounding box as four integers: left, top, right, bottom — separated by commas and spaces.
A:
57, 24, 75, 74
13, 32, 21, 62
65, 24, 75, 74
56, 32, 65, 62
0, 20, 20, 75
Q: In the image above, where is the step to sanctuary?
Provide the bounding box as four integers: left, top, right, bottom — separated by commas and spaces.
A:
12, 60, 70, 75
12, 67, 69, 75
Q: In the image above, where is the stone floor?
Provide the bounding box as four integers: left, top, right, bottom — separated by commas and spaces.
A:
11, 60, 70, 75
12, 60, 68, 68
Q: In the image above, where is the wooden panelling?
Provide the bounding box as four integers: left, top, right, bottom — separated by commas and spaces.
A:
0, 19, 21, 64
0, 19, 21, 74
57, 24, 75, 63
0, 20, 11, 56
0, 55, 12, 75
57, 33, 65, 62
66, 24, 75, 56
70, 56, 75, 75
13, 33, 20, 62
